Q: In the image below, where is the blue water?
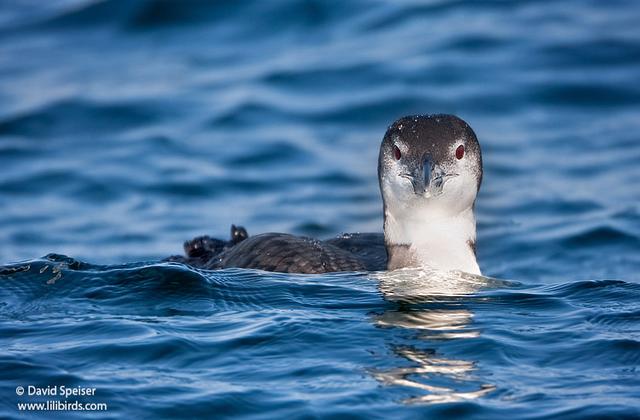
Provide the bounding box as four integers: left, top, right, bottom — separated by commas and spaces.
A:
1, 0, 640, 418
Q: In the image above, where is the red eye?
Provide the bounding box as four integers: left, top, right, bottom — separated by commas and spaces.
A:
456, 144, 465, 160
393, 145, 401, 160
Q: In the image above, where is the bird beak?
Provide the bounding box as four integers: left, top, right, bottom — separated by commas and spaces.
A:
401, 157, 457, 197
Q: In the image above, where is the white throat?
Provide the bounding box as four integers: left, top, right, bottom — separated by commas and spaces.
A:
384, 203, 480, 275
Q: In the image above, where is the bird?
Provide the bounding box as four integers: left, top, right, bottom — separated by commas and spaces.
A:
166, 114, 483, 275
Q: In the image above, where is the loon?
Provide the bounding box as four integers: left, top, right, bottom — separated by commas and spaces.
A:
167, 114, 483, 275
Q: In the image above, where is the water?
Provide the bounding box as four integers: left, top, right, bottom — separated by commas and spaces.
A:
1, 0, 639, 418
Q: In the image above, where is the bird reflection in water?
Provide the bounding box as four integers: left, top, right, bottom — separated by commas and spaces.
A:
371, 268, 499, 404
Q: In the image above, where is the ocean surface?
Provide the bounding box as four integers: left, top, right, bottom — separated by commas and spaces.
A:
1, 0, 639, 418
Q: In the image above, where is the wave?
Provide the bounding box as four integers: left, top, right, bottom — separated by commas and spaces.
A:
0, 254, 384, 316
1, 255, 639, 417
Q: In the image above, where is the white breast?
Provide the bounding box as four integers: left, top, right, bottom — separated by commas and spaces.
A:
384, 204, 481, 275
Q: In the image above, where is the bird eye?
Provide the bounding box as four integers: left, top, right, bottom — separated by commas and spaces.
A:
393, 145, 401, 160
456, 144, 465, 160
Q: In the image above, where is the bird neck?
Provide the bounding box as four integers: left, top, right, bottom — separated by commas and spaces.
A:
383, 203, 480, 275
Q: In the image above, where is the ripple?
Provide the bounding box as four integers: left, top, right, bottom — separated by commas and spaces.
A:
0, 98, 159, 138
531, 82, 640, 107
587, 310, 640, 328
561, 225, 640, 248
